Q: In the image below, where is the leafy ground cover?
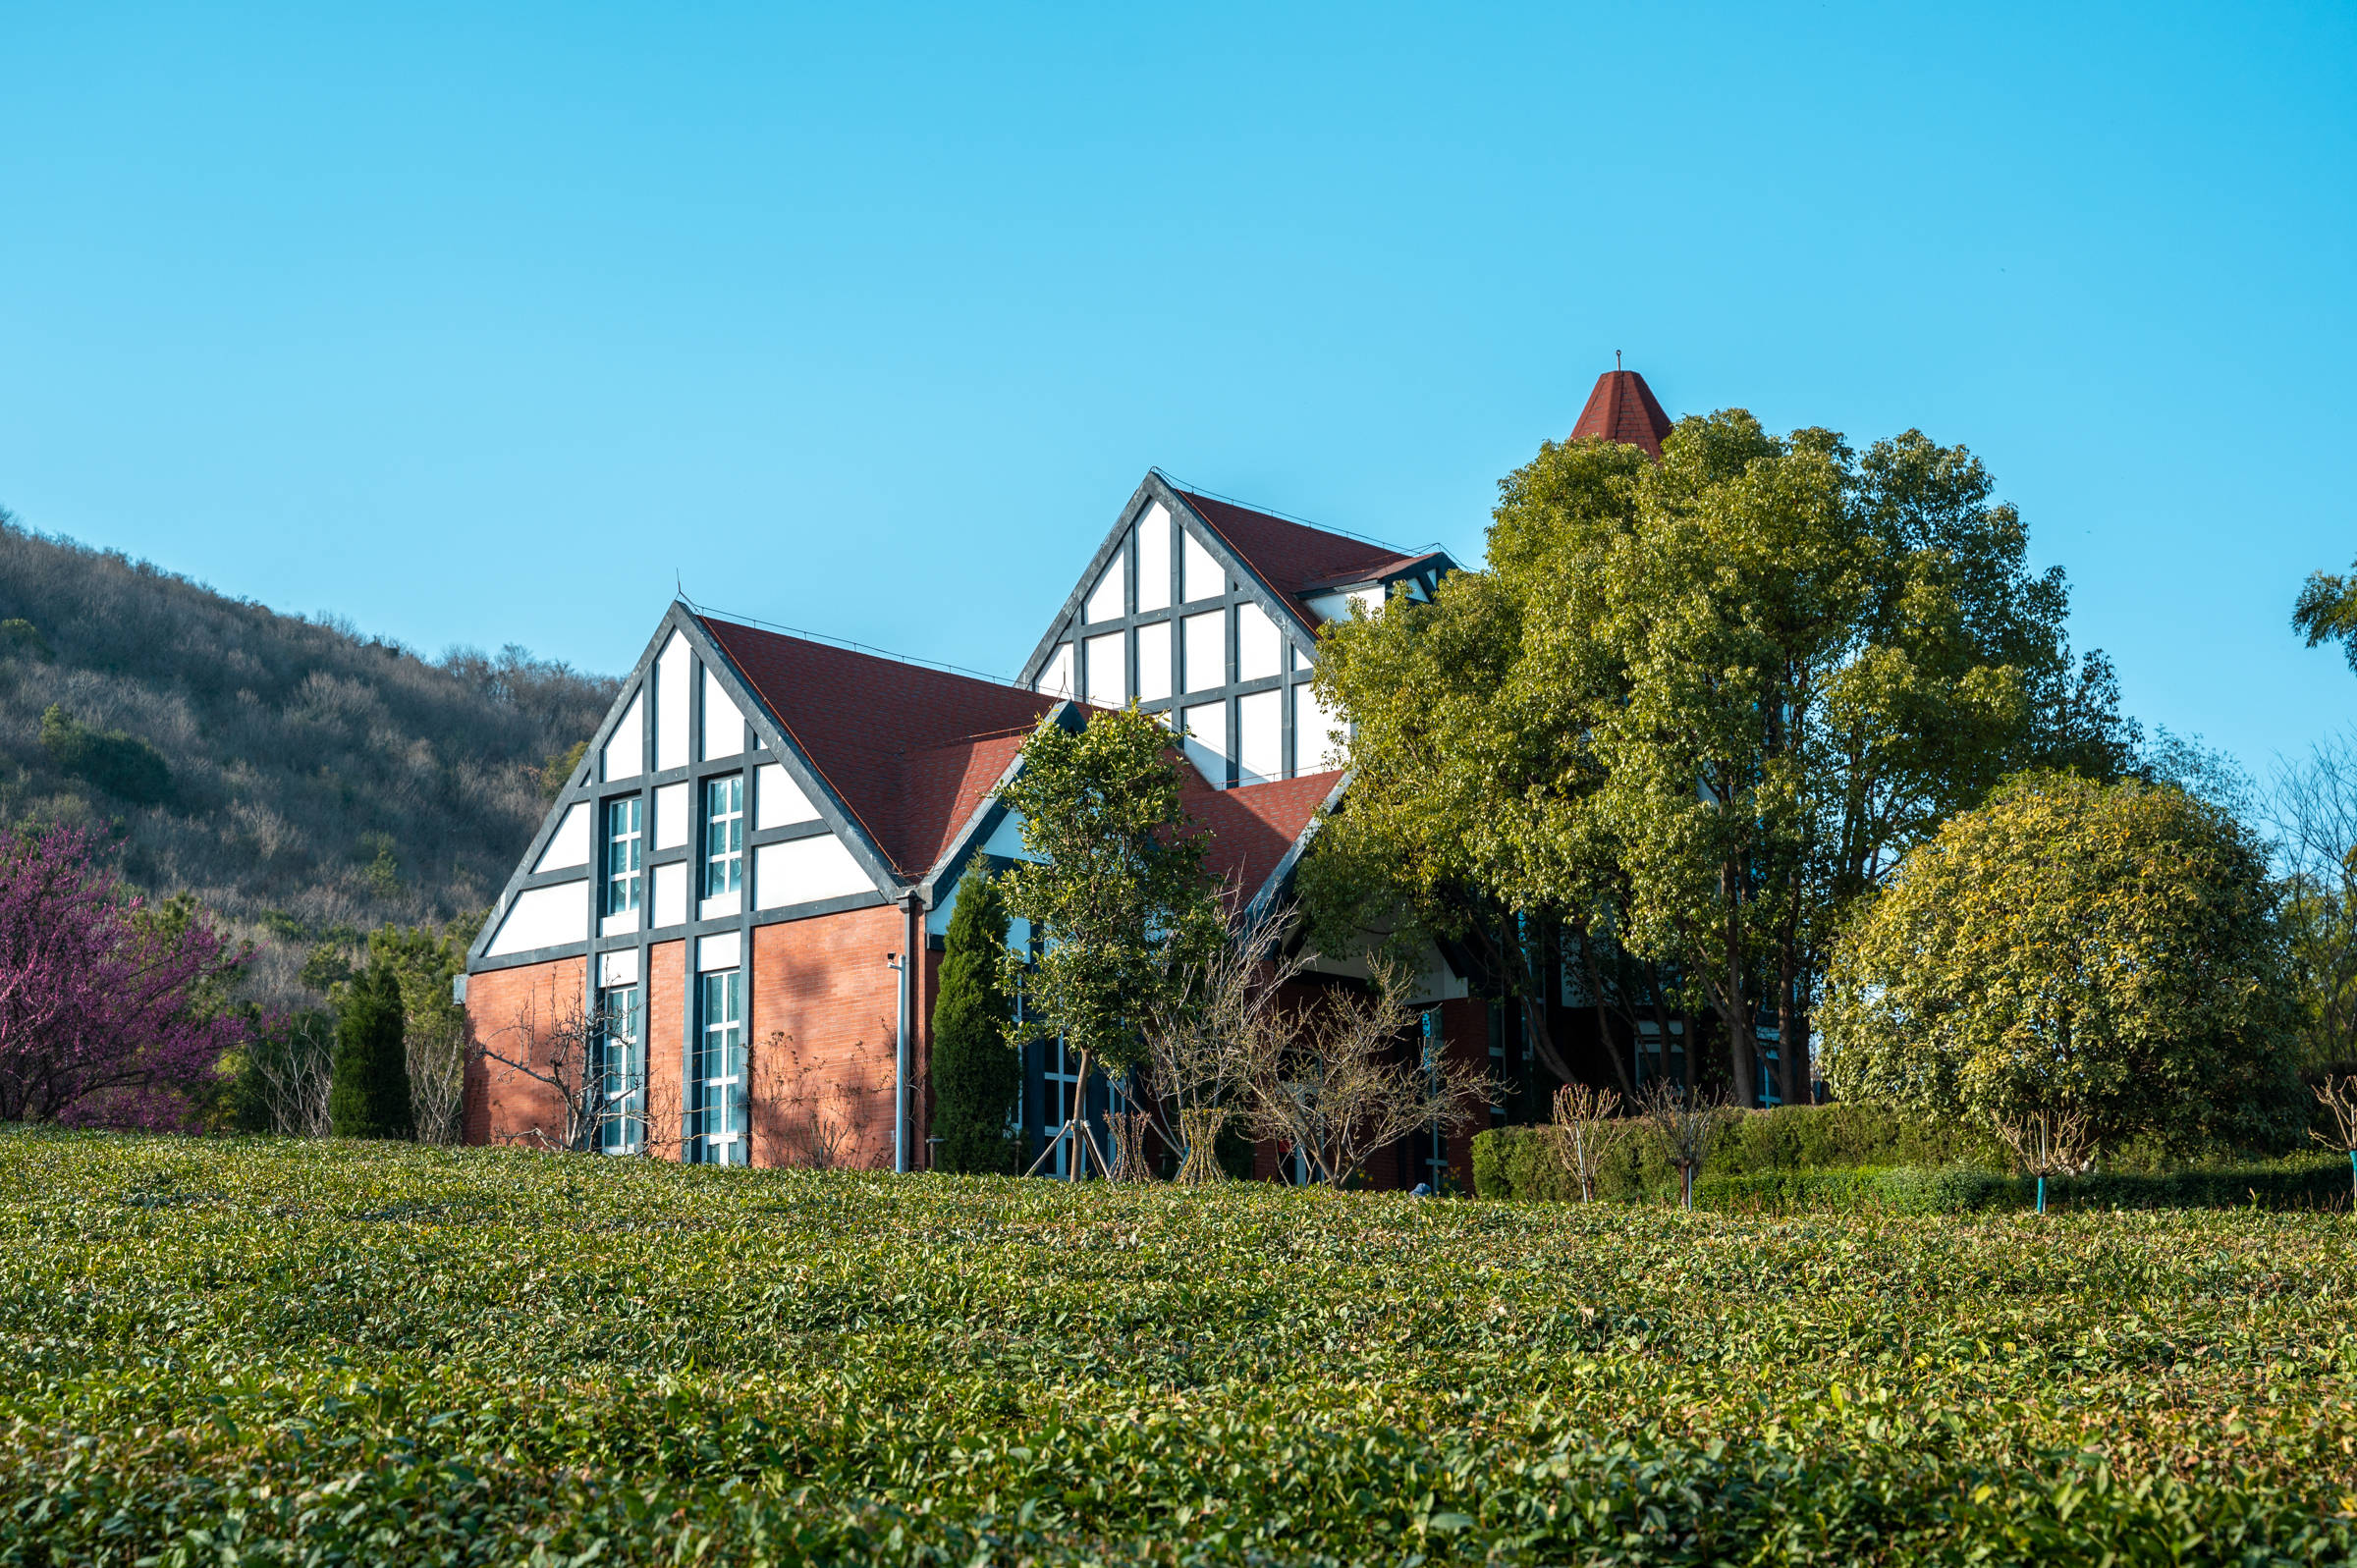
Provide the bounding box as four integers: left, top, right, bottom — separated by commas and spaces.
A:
3, 1129, 2355, 1565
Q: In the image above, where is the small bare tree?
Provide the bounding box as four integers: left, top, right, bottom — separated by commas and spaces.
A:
472, 987, 642, 1154
771, 1030, 884, 1169
406, 1000, 470, 1147
247, 1012, 336, 1137
1144, 907, 1306, 1186
2316, 1075, 2357, 1210
1240, 961, 1494, 1189
1552, 1083, 1628, 1203
1995, 1107, 2096, 1216
1108, 1105, 1157, 1183
1635, 1081, 1732, 1211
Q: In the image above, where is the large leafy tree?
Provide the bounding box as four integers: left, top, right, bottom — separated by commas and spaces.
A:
930, 871, 1021, 1174
1820, 772, 2303, 1152
996, 706, 1220, 1176
1314, 413, 2132, 1106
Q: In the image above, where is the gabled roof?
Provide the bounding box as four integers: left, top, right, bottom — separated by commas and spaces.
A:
1184, 768, 1344, 905
1174, 490, 1437, 621
698, 616, 1063, 881
1571, 368, 1674, 459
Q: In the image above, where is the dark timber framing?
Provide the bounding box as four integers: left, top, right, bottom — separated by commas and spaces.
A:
1015, 471, 1453, 786
466, 603, 921, 1162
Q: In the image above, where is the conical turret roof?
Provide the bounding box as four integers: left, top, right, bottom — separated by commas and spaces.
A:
1571, 367, 1673, 459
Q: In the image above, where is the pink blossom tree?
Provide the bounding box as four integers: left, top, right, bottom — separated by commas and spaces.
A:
0, 826, 248, 1128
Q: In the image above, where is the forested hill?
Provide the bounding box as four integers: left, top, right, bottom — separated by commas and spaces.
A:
0, 510, 617, 1002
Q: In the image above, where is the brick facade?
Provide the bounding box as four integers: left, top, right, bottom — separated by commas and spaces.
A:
745, 904, 904, 1170
464, 955, 588, 1151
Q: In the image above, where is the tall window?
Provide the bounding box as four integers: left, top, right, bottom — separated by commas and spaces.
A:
604, 797, 643, 916
703, 776, 744, 897
598, 985, 643, 1154
695, 970, 746, 1164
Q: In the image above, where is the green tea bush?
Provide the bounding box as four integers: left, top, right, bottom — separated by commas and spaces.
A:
2, 1127, 2354, 1565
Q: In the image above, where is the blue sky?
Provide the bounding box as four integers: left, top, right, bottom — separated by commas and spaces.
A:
2, 2, 2351, 779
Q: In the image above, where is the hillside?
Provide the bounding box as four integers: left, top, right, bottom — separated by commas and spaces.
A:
0, 509, 617, 1001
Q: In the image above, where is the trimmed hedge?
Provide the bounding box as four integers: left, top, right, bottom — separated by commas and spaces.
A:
1475, 1128, 2356, 1214
1471, 1102, 2000, 1204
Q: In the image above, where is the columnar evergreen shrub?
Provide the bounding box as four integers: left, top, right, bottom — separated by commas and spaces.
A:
930, 874, 1019, 1174
328, 960, 412, 1139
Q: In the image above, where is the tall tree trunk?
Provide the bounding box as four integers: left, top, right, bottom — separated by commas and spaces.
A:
1722, 870, 1756, 1110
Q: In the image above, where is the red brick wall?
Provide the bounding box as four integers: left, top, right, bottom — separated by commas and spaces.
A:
748, 904, 904, 1170
464, 956, 587, 1150
645, 940, 685, 1161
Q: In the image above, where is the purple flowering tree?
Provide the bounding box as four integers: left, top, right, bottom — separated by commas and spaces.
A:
0, 826, 248, 1128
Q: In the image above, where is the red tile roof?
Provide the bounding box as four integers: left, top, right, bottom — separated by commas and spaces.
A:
1183, 769, 1343, 905
701, 615, 1337, 899
1570, 368, 1674, 459
1175, 491, 1429, 622
697, 616, 1060, 880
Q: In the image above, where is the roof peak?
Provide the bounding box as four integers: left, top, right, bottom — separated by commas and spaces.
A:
1570, 366, 1674, 460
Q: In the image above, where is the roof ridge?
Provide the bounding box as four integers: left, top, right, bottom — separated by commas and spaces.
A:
685, 603, 1030, 692
1157, 475, 1441, 561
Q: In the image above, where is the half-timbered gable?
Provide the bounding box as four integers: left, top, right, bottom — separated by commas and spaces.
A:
1019, 472, 1456, 790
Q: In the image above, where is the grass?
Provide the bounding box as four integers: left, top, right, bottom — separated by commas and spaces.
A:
3, 1129, 2355, 1565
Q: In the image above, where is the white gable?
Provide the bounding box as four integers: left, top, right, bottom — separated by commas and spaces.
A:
1294, 684, 1345, 770
701, 667, 742, 759
1084, 558, 1125, 623
1136, 503, 1172, 611
1084, 630, 1124, 707
1181, 529, 1224, 603
486, 882, 588, 957
1237, 689, 1281, 784
601, 690, 644, 781
755, 834, 875, 908
531, 803, 591, 872
1237, 602, 1282, 681
655, 630, 691, 770
1036, 643, 1073, 698
756, 762, 819, 829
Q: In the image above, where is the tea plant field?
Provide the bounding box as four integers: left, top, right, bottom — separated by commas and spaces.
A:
3, 1130, 2355, 1565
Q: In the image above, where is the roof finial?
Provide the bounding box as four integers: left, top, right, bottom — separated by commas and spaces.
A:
1616, 349, 1622, 371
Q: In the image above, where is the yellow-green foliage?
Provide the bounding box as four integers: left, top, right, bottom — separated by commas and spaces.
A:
1823, 771, 2305, 1151
4, 1129, 2355, 1564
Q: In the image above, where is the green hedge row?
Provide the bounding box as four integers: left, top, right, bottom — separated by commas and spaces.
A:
1469, 1104, 1998, 1205
1473, 1125, 2356, 1213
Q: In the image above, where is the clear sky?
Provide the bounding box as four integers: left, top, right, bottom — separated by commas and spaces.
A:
2, 2, 2351, 779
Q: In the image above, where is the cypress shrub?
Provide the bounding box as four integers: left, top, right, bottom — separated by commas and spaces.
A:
328, 960, 412, 1139
931, 874, 1020, 1174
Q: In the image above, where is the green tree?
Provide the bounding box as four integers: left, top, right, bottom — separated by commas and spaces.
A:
930, 872, 1021, 1174
328, 958, 413, 1139
2294, 559, 2357, 672
39, 703, 174, 807
1819, 772, 2303, 1154
1315, 414, 2132, 1108
996, 706, 1219, 1178
365, 916, 479, 1144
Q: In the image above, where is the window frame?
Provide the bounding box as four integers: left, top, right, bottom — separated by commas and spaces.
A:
604, 795, 644, 917
703, 774, 745, 898
695, 968, 747, 1164
598, 983, 644, 1155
